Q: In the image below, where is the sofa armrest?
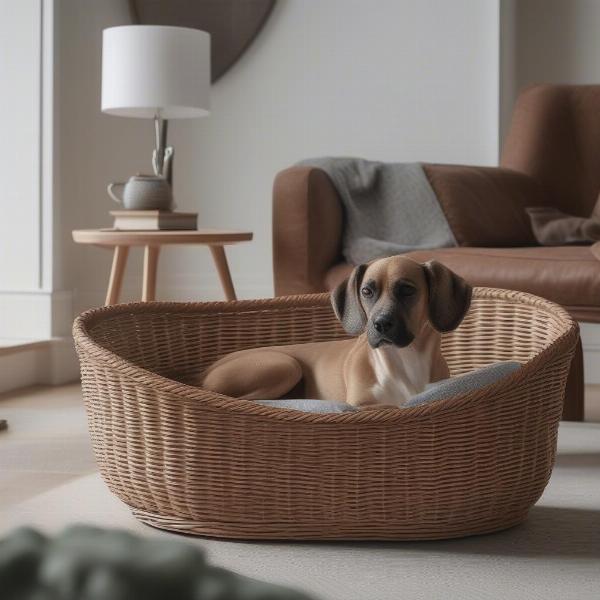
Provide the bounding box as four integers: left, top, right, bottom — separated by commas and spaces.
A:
273, 166, 343, 296
423, 164, 550, 247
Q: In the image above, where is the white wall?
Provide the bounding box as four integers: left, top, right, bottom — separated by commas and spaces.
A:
0, 0, 70, 342
0, 1, 42, 291
499, 0, 517, 139
56, 0, 146, 299
57, 0, 501, 311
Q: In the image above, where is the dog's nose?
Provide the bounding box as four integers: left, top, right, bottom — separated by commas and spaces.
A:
373, 316, 393, 334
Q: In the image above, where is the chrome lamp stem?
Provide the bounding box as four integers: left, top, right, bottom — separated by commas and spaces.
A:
153, 114, 168, 178
153, 114, 174, 188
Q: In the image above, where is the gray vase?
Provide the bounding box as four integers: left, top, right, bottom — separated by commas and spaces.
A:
108, 174, 173, 210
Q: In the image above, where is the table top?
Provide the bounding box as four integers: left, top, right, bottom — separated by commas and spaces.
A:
72, 229, 253, 246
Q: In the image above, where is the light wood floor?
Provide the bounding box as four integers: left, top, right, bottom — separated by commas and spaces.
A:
1, 382, 599, 513
0, 384, 95, 511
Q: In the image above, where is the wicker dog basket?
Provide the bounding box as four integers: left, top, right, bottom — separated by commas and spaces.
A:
73, 288, 578, 541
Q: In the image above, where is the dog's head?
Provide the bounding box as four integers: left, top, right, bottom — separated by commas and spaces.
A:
331, 256, 472, 348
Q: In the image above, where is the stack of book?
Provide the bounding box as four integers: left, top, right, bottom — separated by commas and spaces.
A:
110, 210, 198, 231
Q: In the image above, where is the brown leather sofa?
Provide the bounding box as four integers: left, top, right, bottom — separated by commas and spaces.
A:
273, 84, 600, 421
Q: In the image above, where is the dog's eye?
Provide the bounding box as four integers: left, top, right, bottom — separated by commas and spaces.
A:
397, 284, 416, 296
361, 287, 374, 298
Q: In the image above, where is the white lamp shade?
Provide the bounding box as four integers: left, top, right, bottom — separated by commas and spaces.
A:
102, 25, 210, 119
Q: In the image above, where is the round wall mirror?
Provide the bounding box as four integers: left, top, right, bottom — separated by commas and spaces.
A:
130, 0, 277, 82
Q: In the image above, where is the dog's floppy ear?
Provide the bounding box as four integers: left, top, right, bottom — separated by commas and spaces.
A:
423, 260, 472, 332
331, 264, 368, 335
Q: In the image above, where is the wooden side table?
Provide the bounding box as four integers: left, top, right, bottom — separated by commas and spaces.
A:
72, 229, 253, 305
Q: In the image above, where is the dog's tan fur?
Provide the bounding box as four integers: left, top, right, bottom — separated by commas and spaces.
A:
202, 257, 472, 408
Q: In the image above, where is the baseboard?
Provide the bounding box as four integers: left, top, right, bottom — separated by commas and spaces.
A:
580, 323, 600, 385
0, 290, 73, 338
0, 337, 79, 395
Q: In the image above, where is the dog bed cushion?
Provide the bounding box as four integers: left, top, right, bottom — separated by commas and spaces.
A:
405, 360, 521, 407
256, 361, 521, 412
256, 399, 357, 413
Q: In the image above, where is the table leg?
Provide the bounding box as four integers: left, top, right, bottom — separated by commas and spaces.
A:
209, 245, 237, 301
142, 245, 160, 302
105, 246, 129, 306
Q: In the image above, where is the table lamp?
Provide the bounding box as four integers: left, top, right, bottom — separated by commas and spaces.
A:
101, 25, 210, 187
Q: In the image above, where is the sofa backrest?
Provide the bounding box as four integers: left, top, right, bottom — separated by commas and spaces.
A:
501, 84, 600, 217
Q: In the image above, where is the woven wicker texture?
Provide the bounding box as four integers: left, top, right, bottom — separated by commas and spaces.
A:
73, 288, 578, 540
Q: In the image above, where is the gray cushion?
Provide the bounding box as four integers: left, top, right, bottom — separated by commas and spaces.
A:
404, 361, 521, 407
256, 399, 358, 413
256, 361, 521, 412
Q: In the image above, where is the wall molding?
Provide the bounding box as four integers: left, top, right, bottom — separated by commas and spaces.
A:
0, 289, 72, 339
580, 323, 600, 385
0, 336, 78, 395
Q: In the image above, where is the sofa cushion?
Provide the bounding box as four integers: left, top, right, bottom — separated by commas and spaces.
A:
256, 399, 357, 413
325, 246, 600, 322
422, 164, 547, 247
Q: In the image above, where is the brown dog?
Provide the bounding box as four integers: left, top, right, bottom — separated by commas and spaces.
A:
202, 256, 472, 408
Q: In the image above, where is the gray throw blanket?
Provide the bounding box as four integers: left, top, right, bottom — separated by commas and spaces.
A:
299, 157, 457, 264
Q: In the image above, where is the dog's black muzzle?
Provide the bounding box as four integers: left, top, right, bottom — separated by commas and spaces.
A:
367, 314, 414, 349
